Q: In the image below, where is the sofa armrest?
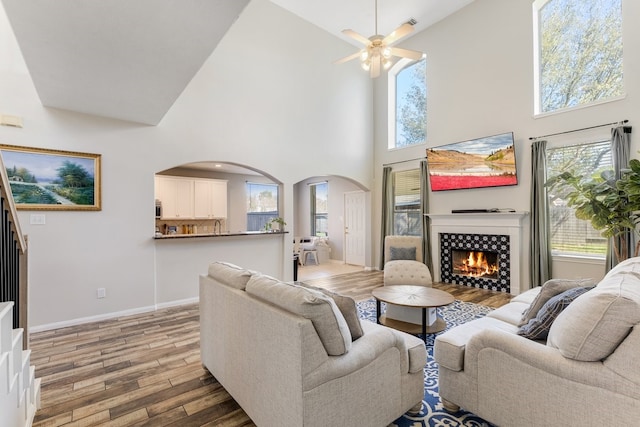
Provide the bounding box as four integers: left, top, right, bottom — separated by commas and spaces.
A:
303, 320, 426, 391
464, 329, 639, 398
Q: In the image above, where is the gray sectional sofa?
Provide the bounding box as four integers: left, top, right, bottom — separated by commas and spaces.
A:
199, 261, 427, 427
434, 256, 640, 426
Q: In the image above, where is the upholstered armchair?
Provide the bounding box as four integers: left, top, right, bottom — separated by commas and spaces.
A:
383, 236, 434, 325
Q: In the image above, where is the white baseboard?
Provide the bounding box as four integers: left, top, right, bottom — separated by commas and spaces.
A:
155, 297, 199, 310
30, 297, 200, 333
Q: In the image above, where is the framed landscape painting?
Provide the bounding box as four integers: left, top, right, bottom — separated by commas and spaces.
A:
0, 144, 101, 211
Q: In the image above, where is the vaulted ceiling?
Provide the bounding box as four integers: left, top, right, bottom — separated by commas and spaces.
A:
1, 0, 473, 125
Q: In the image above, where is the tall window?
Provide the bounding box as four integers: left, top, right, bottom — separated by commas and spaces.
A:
246, 182, 278, 231
533, 0, 623, 114
393, 169, 421, 236
388, 58, 426, 149
546, 140, 612, 257
310, 182, 328, 236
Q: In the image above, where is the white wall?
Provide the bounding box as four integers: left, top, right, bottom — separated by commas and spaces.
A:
0, 0, 374, 328
373, 0, 640, 286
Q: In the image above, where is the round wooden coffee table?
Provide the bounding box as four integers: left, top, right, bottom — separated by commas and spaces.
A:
371, 285, 454, 340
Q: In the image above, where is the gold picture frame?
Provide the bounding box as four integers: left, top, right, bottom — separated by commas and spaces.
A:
0, 144, 101, 211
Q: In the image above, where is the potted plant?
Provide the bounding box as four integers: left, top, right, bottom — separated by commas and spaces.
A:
547, 158, 640, 262
270, 217, 286, 232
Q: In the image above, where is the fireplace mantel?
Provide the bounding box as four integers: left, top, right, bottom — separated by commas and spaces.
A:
425, 212, 529, 295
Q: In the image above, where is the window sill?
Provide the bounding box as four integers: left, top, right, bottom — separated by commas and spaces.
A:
551, 253, 605, 265
533, 94, 627, 119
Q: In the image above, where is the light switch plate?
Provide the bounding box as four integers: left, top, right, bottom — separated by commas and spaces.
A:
30, 214, 46, 225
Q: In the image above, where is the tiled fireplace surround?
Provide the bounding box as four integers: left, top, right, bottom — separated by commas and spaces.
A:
426, 212, 529, 295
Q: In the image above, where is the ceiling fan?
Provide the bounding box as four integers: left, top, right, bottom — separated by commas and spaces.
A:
334, 0, 424, 78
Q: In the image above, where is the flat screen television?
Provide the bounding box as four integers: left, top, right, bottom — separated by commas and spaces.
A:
426, 131, 518, 191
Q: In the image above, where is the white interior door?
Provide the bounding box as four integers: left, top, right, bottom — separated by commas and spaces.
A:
344, 191, 365, 266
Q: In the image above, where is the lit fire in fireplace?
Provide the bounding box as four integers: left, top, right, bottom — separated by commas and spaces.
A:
452, 250, 499, 279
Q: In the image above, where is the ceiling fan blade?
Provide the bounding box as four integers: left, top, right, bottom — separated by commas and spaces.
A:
383, 23, 414, 45
333, 51, 362, 65
389, 47, 424, 61
370, 57, 381, 78
342, 29, 371, 46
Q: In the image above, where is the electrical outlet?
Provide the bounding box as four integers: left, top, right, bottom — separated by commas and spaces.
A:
97, 288, 106, 299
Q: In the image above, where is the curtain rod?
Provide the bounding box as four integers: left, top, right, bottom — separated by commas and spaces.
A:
382, 157, 426, 167
529, 119, 629, 141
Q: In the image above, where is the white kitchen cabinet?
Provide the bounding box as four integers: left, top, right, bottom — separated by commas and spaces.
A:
156, 176, 227, 220
156, 176, 194, 219
194, 179, 227, 218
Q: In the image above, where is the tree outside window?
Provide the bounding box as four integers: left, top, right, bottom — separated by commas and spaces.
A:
390, 58, 426, 149
546, 141, 612, 257
534, 0, 623, 114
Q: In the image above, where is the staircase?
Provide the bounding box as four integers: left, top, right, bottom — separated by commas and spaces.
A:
0, 302, 39, 427
1, 152, 39, 426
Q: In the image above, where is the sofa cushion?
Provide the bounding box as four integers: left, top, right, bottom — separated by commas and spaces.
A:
510, 286, 541, 305
297, 283, 364, 340
246, 274, 352, 356
487, 301, 530, 326
518, 286, 593, 340
547, 271, 640, 361
389, 246, 416, 261
519, 278, 593, 326
207, 261, 253, 290
434, 316, 519, 371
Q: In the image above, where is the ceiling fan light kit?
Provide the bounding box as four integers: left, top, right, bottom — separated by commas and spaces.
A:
335, 0, 424, 78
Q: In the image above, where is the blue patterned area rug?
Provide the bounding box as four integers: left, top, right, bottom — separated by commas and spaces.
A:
356, 298, 494, 427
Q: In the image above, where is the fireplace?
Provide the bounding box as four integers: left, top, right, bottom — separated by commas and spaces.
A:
452, 249, 499, 279
426, 212, 528, 295
440, 233, 510, 292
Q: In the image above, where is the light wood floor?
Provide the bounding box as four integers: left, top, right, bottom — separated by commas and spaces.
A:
30, 271, 512, 426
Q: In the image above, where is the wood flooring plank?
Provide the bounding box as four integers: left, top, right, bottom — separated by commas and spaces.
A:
66, 410, 111, 427
39, 382, 107, 409
72, 380, 170, 421
99, 408, 149, 427
110, 376, 211, 420
36, 382, 139, 420
33, 411, 74, 427
129, 406, 187, 427
144, 380, 222, 419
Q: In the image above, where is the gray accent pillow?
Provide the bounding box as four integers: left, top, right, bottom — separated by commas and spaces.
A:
519, 278, 593, 326
389, 246, 416, 261
297, 283, 364, 340
518, 286, 593, 340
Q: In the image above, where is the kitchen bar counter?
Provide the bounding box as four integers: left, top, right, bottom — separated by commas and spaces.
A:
153, 230, 287, 239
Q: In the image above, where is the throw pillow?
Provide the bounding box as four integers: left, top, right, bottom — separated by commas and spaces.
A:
389, 246, 416, 261
547, 271, 640, 361
519, 278, 593, 326
297, 283, 364, 340
518, 286, 593, 340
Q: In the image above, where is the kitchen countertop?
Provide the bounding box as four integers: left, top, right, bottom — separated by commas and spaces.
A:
153, 230, 288, 239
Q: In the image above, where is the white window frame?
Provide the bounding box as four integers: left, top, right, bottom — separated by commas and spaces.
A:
392, 168, 422, 236
532, 0, 625, 117
387, 57, 426, 150
546, 139, 613, 259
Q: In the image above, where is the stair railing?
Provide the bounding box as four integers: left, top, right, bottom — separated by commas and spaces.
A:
0, 152, 29, 349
